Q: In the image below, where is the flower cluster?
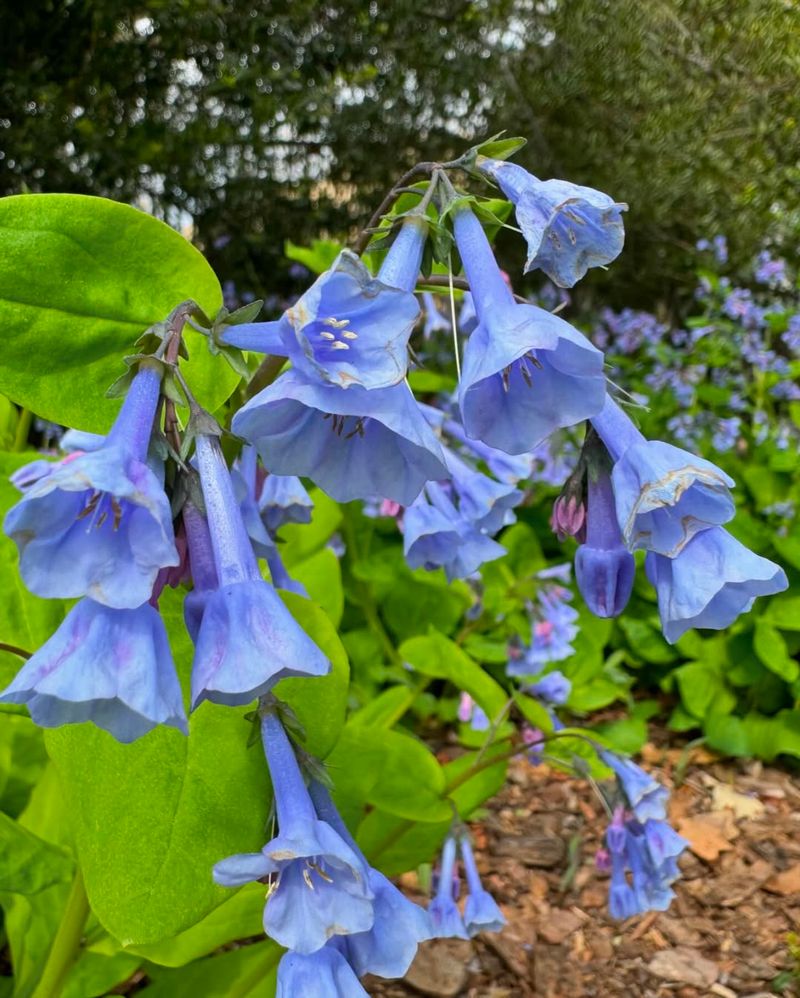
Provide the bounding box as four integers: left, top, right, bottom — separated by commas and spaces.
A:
1, 144, 791, 997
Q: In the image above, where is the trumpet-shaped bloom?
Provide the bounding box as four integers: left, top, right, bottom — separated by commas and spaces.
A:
310, 781, 431, 978
477, 157, 626, 287
575, 462, 635, 617
527, 671, 571, 706
421, 291, 450, 339
276, 948, 369, 998
453, 207, 605, 455
221, 220, 426, 390
592, 396, 735, 557
602, 753, 668, 822
444, 448, 522, 534
213, 713, 373, 954
4, 366, 178, 608
606, 808, 687, 920
0, 598, 187, 742
646, 527, 788, 643
441, 418, 534, 484
190, 435, 328, 708
428, 837, 469, 939
259, 473, 313, 534
403, 484, 506, 581
232, 369, 447, 505
460, 838, 506, 936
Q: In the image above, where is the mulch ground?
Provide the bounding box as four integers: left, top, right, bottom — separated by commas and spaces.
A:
367, 739, 800, 998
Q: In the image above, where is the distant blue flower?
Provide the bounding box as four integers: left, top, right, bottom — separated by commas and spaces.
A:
723, 288, 765, 329
606, 809, 687, 919
592, 396, 735, 557
460, 837, 506, 936
453, 206, 606, 455
4, 366, 178, 608
403, 483, 506, 581
444, 447, 522, 534
458, 692, 490, 731
259, 473, 314, 534
527, 671, 571, 706
711, 417, 741, 452
646, 526, 788, 643
696, 235, 728, 265
276, 947, 369, 998
309, 780, 431, 978
478, 157, 626, 287
574, 462, 635, 618
190, 435, 329, 708
754, 251, 788, 288
428, 837, 469, 939
0, 599, 187, 742
602, 754, 668, 822
441, 418, 534, 484
508, 582, 579, 677
421, 291, 450, 339
232, 369, 447, 505
221, 221, 426, 390
458, 292, 478, 335
782, 315, 800, 353
213, 712, 373, 954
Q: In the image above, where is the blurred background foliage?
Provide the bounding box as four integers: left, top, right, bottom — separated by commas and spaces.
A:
3, 0, 799, 306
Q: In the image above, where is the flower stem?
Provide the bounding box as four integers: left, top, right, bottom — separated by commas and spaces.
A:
12, 407, 32, 452
31, 868, 89, 998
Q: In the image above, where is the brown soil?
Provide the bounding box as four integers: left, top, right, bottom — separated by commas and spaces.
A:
367, 742, 800, 998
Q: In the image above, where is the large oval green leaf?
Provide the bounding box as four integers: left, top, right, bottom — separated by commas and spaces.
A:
0, 194, 238, 431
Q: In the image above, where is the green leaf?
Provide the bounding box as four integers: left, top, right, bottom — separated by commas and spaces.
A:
284, 238, 342, 275
753, 621, 799, 682
475, 135, 527, 161
763, 594, 800, 631
126, 884, 264, 967
400, 631, 509, 720
288, 547, 343, 627
618, 617, 678, 664
278, 488, 342, 567
674, 662, 736, 719
143, 940, 280, 998
0, 194, 237, 431
0, 812, 73, 895
63, 946, 142, 998
325, 722, 450, 823
592, 716, 648, 754
704, 714, 750, 757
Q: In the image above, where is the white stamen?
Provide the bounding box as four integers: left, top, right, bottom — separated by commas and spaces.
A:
331, 341, 349, 350
320, 331, 336, 340
323, 317, 349, 329
341, 330, 358, 339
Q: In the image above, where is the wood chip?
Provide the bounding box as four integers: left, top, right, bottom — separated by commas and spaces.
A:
677, 812, 739, 862
647, 946, 719, 988
764, 861, 800, 896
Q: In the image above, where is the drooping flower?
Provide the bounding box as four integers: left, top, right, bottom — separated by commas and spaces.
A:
507, 581, 579, 678
232, 370, 447, 505
4, 365, 179, 608
403, 483, 506, 581
213, 712, 373, 954
574, 456, 635, 618
190, 434, 329, 708
221, 218, 427, 390
645, 526, 788, 643
602, 753, 668, 822
421, 291, 450, 339
453, 205, 606, 455
441, 417, 534, 485
182, 500, 219, 643
0, 598, 187, 742
276, 947, 369, 998
258, 473, 314, 534
457, 692, 490, 731
591, 395, 735, 557
460, 837, 506, 936
443, 447, 522, 534
477, 157, 627, 287
526, 671, 571, 706
428, 836, 469, 939
309, 780, 431, 978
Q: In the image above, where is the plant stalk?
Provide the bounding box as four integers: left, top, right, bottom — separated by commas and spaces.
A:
31, 868, 89, 998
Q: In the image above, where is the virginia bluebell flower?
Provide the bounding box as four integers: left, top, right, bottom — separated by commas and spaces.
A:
221, 218, 427, 390
645, 526, 788, 643
182, 500, 218, 643
477, 157, 626, 287
276, 947, 369, 998
0, 598, 187, 742
601, 753, 668, 822
460, 837, 506, 936
309, 780, 432, 978
403, 483, 506, 581
421, 291, 450, 339
591, 395, 735, 557
605, 807, 687, 919
259, 473, 313, 534
428, 836, 469, 939
507, 582, 579, 678
458, 692, 490, 732
527, 671, 571, 706
190, 434, 329, 708
444, 447, 522, 534
213, 712, 374, 954
458, 291, 478, 335
4, 365, 179, 608
575, 460, 635, 618
453, 206, 605, 454
232, 370, 447, 505
441, 417, 534, 484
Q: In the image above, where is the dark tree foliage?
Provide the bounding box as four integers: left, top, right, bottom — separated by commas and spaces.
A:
3, 0, 798, 305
